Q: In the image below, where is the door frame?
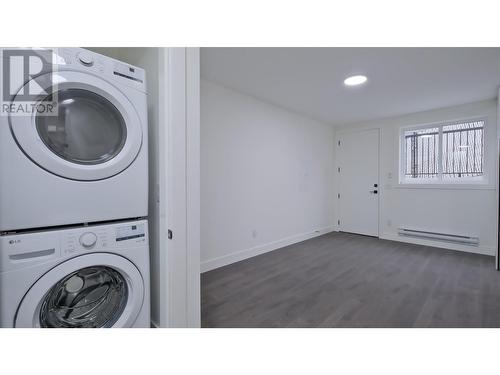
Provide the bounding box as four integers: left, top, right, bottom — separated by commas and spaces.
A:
334, 127, 381, 237
160, 47, 200, 328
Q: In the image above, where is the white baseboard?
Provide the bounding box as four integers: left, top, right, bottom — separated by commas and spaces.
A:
201, 226, 335, 273
201, 228, 494, 273
379, 232, 495, 256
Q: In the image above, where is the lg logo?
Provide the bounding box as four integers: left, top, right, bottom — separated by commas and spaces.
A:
8, 239, 20, 245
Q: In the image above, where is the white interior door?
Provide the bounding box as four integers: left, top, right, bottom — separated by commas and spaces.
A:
337, 128, 380, 237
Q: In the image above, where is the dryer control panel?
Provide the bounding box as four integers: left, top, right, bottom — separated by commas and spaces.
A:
56, 47, 146, 93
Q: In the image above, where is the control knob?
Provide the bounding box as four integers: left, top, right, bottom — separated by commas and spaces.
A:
79, 232, 97, 249
77, 51, 94, 66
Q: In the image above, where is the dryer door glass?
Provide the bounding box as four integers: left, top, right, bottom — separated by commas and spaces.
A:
39, 266, 128, 328
36, 89, 127, 165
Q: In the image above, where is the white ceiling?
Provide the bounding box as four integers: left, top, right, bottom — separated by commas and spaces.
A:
201, 48, 500, 125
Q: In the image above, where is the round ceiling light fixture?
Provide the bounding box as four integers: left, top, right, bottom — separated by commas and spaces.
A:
344, 75, 367, 86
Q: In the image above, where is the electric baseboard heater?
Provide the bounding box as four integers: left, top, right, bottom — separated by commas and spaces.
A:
398, 228, 479, 246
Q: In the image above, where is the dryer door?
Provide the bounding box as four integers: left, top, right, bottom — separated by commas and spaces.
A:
15, 253, 144, 328
9, 71, 143, 181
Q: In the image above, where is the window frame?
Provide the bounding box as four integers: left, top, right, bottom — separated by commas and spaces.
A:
398, 116, 488, 186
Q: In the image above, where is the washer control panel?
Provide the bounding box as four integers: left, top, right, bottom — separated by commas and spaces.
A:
60, 221, 146, 256
116, 223, 146, 242
62, 227, 109, 256
0, 220, 148, 272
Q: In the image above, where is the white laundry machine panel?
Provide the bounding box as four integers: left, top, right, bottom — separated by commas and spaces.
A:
0, 219, 150, 328
0, 48, 148, 231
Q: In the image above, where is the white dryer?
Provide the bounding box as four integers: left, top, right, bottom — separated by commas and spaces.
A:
0, 219, 150, 328
0, 47, 148, 231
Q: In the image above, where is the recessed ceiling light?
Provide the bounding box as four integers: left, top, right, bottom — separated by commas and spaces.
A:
344, 75, 367, 86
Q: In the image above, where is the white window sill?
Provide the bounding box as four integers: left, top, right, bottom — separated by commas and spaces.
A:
395, 183, 495, 190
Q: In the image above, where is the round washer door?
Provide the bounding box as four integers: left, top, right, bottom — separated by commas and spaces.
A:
9, 71, 143, 181
15, 253, 144, 328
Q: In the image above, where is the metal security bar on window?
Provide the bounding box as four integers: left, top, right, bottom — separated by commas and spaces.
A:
403, 119, 484, 181
404, 127, 439, 179
442, 120, 484, 178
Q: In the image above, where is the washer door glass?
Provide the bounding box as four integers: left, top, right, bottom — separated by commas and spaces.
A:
39, 266, 128, 328
35, 89, 127, 165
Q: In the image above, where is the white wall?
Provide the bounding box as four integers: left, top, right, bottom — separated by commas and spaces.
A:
335, 99, 498, 256
201, 80, 335, 271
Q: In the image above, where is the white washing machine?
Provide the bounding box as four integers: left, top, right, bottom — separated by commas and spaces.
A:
0, 219, 150, 328
0, 47, 148, 232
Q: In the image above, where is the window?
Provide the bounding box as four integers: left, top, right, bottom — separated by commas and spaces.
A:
401, 119, 485, 183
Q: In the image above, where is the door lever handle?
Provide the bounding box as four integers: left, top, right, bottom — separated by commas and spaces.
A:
369, 190, 378, 194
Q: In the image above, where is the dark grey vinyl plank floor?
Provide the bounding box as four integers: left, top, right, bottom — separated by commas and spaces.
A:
201, 232, 500, 328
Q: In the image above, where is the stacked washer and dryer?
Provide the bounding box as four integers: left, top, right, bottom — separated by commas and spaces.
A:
0, 48, 150, 328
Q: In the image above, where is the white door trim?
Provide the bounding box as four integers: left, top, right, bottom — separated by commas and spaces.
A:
160, 47, 200, 328
185, 47, 201, 328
